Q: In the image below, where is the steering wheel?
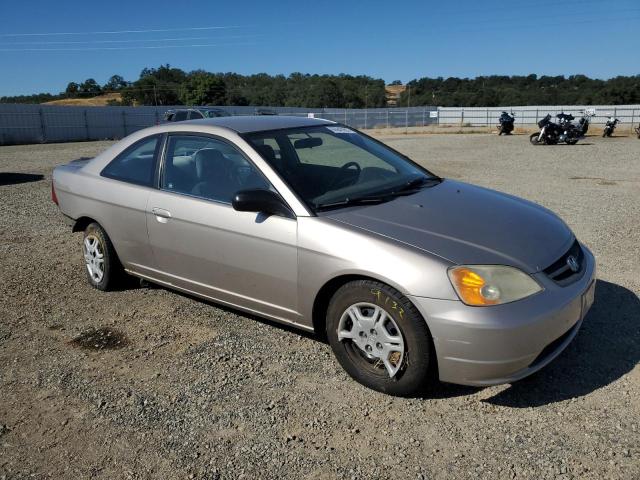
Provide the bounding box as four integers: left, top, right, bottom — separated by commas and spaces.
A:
326, 162, 361, 191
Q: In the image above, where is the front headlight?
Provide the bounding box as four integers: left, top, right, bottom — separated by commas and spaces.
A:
447, 265, 542, 306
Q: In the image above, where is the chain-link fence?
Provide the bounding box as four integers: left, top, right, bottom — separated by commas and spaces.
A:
437, 105, 640, 129
0, 104, 438, 145
1, 103, 638, 145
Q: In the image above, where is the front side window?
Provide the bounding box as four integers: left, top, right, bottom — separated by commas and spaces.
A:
188, 110, 204, 119
101, 135, 159, 187
173, 110, 188, 121
162, 135, 270, 203
245, 126, 438, 210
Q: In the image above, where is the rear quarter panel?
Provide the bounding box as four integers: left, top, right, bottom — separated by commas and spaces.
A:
53, 164, 155, 270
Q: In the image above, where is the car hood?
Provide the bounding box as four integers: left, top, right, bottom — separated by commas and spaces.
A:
325, 180, 573, 273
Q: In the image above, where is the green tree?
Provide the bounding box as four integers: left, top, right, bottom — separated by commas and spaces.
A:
181, 71, 226, 105
80, 78, 102, 95
103, 75, 129, 91
65, 82, 80, 97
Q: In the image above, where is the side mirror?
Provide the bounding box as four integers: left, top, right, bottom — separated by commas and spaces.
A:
232, 189, 293, 218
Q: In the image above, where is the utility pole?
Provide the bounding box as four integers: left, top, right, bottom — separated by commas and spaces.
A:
407, 85, 411, 108
153, 84, 158, 106
364, 85, 368, 129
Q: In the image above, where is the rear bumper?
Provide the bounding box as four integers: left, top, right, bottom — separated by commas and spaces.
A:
410, 245, 596, 386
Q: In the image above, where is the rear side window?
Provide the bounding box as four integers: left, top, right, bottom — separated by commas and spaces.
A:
101, 135, 160, 187
188, 110, 204, 119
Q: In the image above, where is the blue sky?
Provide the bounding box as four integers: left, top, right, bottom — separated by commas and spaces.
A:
1, 0, 638, 96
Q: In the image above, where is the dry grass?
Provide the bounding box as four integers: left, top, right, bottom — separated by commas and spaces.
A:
44, 92, 122, 107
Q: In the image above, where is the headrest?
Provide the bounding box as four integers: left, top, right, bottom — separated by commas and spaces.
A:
194, 149, 225, 179
255, 144, 276, 162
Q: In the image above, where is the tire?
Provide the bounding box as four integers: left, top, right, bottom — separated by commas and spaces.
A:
529, 132, 542, 145
326, 280, 433, 397
602, 129, 608, 138
82, 222, 124, 291
566, 137, 579, 145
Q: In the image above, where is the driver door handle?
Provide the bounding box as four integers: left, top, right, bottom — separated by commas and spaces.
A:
152, 207, 171, 223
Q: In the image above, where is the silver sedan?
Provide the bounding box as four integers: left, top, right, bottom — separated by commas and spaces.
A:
52, 116, 596, 396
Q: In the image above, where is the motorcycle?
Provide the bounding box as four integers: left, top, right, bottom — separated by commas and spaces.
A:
602, 117, 619, 137
497, 111, 515, 135
635, 124, 640, 139
577, 109, 595, 136
529, 113, 581, 145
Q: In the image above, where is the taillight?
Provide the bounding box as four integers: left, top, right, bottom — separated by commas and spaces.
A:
51, 182, 58, 205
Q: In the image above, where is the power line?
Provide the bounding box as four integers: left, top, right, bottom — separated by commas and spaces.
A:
0, 34, 264, 46
0, 42, 257, 52
0, 24, 246, 37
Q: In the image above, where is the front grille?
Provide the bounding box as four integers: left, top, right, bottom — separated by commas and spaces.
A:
543, 239, 585, 286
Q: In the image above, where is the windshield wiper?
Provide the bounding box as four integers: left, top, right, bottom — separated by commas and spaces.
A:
314, 176, 443, 212
367, 176, 442, 200
392, 175, 442, 194
314, 195, 390, 211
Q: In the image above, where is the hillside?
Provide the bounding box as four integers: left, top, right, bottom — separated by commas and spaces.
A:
44, 92, 122, 106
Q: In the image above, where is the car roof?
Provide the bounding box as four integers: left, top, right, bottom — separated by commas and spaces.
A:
181, 115, 335, 133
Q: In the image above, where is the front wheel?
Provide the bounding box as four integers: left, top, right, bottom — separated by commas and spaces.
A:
529, 132, 542, 145
566, 137, 579, 145
326, 280, 433, 397
82, 222, 124, 291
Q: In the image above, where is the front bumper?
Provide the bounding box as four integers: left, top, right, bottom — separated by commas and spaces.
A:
409, 245, 596, 386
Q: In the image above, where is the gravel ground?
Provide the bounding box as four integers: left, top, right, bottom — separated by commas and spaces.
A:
1, 133, 638, 480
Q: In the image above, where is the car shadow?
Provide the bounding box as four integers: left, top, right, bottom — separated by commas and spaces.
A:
0, 172, 44, 186
482, 279, 639, 408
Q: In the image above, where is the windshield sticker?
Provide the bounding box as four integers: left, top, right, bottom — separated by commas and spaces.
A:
327, 126, 356, 134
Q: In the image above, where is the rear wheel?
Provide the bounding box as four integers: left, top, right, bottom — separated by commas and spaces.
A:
82, 222, 124, 291
326, 280, 433, 397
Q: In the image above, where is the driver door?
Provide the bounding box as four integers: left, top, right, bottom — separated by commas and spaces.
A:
145, 134, 300, 323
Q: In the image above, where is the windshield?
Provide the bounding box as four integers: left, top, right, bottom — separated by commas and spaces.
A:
244, 125, 438, 211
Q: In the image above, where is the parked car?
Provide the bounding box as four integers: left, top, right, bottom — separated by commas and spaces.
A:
255, 108, 278, 115
163, 107, 230, 123
52, 116, 596, 396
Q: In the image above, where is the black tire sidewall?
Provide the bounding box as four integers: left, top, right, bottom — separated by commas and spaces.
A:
326, 280, 432, 396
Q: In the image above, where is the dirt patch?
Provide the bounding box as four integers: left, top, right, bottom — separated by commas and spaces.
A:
69, 327, 127, 350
